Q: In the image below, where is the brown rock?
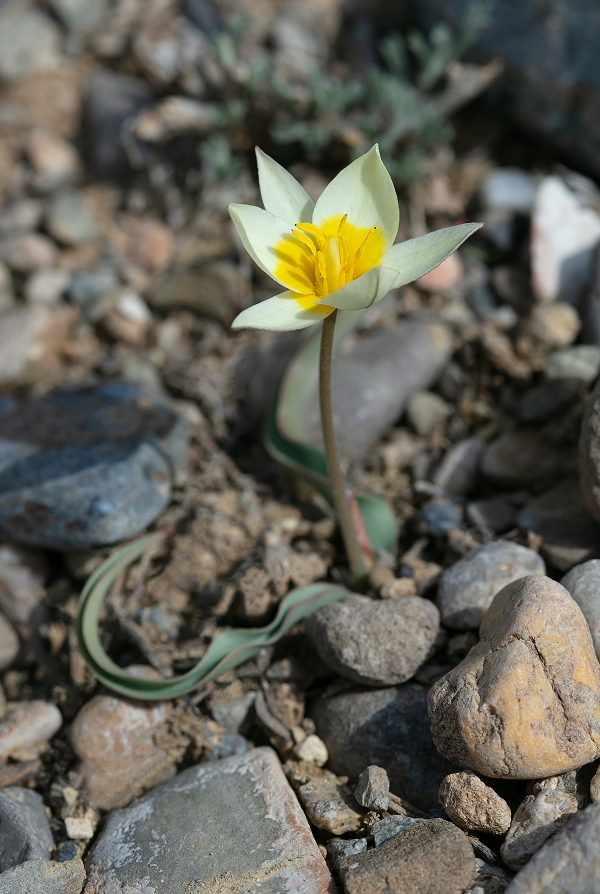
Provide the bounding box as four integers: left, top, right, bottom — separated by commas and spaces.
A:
0, 305, 76, 390
71, 688, 182, 810
438, 770, 511, 834
0, 700, 62, 759
428, 575, 600, 779
114, 215, 173, 275
27, 127, 80, 193
339, 818, 476, 894
0, 233, 57, 272
297, 773, 364, 835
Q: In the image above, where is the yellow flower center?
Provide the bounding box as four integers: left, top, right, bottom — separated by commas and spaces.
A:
273, 215, 385, 310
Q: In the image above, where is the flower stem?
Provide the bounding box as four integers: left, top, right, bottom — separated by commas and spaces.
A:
319, 310, 367, 588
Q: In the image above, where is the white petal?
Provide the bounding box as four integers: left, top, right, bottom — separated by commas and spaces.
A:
312, 145, 399, 251
256, 148, 314, 224
383, 222, 483, 288
316, 265, 399, 311
231, 292, 332, 331
229, 204, 293, 287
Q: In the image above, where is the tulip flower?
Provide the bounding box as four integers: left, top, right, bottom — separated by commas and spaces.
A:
229, 146, 482, 585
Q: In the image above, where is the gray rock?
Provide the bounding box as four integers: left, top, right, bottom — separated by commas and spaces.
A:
355, 765, 390, 812
84, 69, 154, 179
45, 191, 97, 247
0, 859, 85, 894
500, 776, 580, 871
436, 540, 545, 630
85, 747, 335, 893
561, 560, 600, 659
210, 691, 256, 734
0, 383, 188, 549
49, 0, 108, 34
25, 270, 71, 307
0, 6, 61, 84
580, 376, 600, 524
422, 501, 461, 535
311, 684, 457, 811
470, 858, 511, 894
410, 2, 600, 181
371, 815, 425, 846
326, 837, 367, 872
482, 430, 568, 486
305, 595, 440, 686
544, 346, 600, 383
466, 497, 519, 534
518, 478, 600, 571
504, 801, 600, 893
406, 391, 451, 437
433, 437, 485, 496
0, 200, 43, 237
0, 787, 54, 871
339, 818, 476, 894
69, 266, 118, 321
512, 379, 583, 423
0, 611, 18, 670
482, 169, 537, 214
300, 319, 452, 461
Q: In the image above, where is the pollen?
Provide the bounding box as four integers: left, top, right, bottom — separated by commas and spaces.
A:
272, 214, 385, 309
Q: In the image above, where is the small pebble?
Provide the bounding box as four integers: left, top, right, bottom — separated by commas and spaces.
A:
544, 344, 600, 383
380, 577, 417, 599
371, 815, 424, 846
0, 701, 62, 760
422, 502, 461, 535
298, 773, 364, 835
407, 391, 451, 437
355, 765, 390, 812
24, 269, 71, 307
293, 734, 329, 767
327, 837, 367, 872
438, 770, 511, 834
433, 437, 485, 496
45, 190, 97, 247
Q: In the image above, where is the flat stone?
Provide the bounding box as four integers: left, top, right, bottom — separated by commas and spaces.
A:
0, 383, 188, 550
355, 765, 390, 812
71, 691, 180, 810
339, 818, 476, 894
0, 305, 75, 390
481, 430, 568, 486
25, 270, 71, 307
433, 437, 485, 496
438, 770, 512, 834
500, 775, 580, 870
0, 859, 85, 894
436, 540, 545, 630
149, 262, 241, 326
84, 747, 335, 893
311, 684, 457, 811
298, 773, 364, 835
0, 786, 54, 870
429, 576, 600, 779
544, 345, 600, 383
518, 478, 600, 571
579, 376, 600, 523
46, 190, 97, 247
561, 560, 600, 659
0, 701, 62, 759
294, 319, 452, 462
0, 234, 57, 272
370, 815, 425, 846
504, 801, 600, 894
305, 595, 440, 686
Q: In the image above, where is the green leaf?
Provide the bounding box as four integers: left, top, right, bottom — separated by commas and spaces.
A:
77, 534, 350, 700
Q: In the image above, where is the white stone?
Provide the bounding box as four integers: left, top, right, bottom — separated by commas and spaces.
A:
25, 269, 71, 306
483, 168, 538, 213
531, 176, 600, 305
293, 734, 329, 767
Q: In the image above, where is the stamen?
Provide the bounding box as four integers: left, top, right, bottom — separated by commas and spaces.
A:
295, 222, 328, 252
292, 228, 317, 254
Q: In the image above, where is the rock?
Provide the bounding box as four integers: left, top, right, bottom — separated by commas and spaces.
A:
209, 690, 255, 734
436, 540, 545, 630
500, 775, 580, 870
71, 691, 181, 810
370, 815, 424, 846
422, 502, 461, 535
0, 612, 18, 670
311, 684, 457, 811
429, 575, 600, 779
45, 190, 97, 246
298, 773, 364, 835
27, 129, 80, 193
433, 437, 485, 496
380, 577, 417, 599
100, 288, 152, 346
294, 733, 329, 766
591, 765, 600, 801
503, 801, 600, 893
0, 5, 61, 83
561, 560, 600, 659
579, 375, 600, 526
49, 0, 108, 35
511, 378, 583, 423
115, 215, 173, 275
133, 96, 220, 142
25, 269, 71, 307
531, 177, 600, 306
417, 252, 463, 292
544, 345, 600, 383
0, 383, 188, 549
0, 542, 47, 624
0, 200, 43, 237
481, 430, 567, 486
149, 262, 244, 326
467, 496, 519, 534
355, 765, 390, 812
470, 858, 511, 894
327, 837, 367, 872
0, 305, 76, 390
517, 303, 581, 368
0, 701, 62, 759
0, 859, 85, 894
438, 770, 512, 834
305, 595, 440, 686
0, 786, 54, 870
69, 266, 118, 320
296, 319, 452, 462
519, 478, 600, 571
85, 747, 335, 893
407, 391, 451, 437
482, 169, 537, 213
0, 234, 57, 272
84, 69, 155, 179
339, 818, 476, 894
